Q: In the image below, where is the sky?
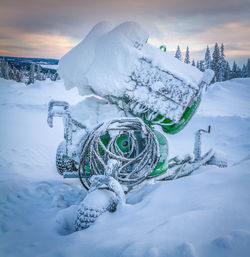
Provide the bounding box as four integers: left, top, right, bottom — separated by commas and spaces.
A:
0, 0, 249, 65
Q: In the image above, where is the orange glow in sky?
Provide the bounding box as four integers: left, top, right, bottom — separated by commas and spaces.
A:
0, 0, 249, 64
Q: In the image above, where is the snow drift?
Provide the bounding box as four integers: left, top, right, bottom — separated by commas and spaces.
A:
0, 77, 250, 257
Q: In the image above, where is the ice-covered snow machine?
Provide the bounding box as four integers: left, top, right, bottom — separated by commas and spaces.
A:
47, 22, 226, 231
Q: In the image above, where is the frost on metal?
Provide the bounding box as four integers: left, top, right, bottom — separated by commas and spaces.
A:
78, 118, 160, 189
193, 126, 211, 162
48, 100, 86, 151
125, 58, 198, 122
106, 61, 214, 128
56, 141, 76, 175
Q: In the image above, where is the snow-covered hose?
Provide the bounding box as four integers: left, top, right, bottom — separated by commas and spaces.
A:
74, 174, 125, 231
78, 117, 160, 190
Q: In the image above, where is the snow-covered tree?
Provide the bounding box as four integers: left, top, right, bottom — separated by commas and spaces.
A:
184, 46, 190, 64
0, 58, 3, 78
196, 60, 204, 71
51, 72, 57, 81
204, 46, 211, 70
242, 64, 247, 78
236, 65, 242, 78
46, 70, 51, 80
27, 63, 35, 85
231, 62, 237, 79
219, 43, 227, 81
192, 59, 195, 66
175, 45, 182, 61
199, 61, 205, 72
4, 60, 10, 80
15, 70, 23, 83
13, 66, 18, 81
53, 72, 60, 81
230, 61, 242, 79
1, 57, 8, 79
211, 43, 220, 82
36, 64, 43, 81
196, 61, 200, 70
247, 58, 250, 77
9, 65, 16, 81
224, 61, 231, 81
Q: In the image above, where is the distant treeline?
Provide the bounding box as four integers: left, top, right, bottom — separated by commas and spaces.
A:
172, 43, 250, 82
1, 45, 250, 85
0, 57, 60, 85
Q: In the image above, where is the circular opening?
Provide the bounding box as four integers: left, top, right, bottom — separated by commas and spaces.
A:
122, 140, 129, 147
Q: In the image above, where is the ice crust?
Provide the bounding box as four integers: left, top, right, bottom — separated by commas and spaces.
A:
58, 21, 204, 100
126, 58, 198, 121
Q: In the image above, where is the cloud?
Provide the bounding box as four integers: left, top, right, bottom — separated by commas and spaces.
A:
149, 20, 250, 64
0, 29, 77, 58
0, 0, 249, 62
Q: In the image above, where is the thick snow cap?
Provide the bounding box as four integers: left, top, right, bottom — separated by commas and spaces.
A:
58, 21, 210, 98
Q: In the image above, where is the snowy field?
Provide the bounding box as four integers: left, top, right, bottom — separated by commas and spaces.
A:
0, 77, 250, 257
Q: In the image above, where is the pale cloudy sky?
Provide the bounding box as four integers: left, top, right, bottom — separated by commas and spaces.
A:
0, 0, 249, 65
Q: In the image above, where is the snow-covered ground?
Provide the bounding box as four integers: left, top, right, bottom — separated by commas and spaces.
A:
0, 77, 250, 257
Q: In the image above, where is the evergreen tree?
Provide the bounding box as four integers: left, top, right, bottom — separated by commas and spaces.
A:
219, 43, 227, 81
196, 61, 204, 71
27, 63, 35, 85
224, 61, 231, 81
1, 57, 9, 79
175, 45, 182, 61
242, 64, 247, 78
184, 46, 190, 64
46, 70, 51, 80
53, 72, 60, 81
4, 60, 10, 80
192, 59, 195, 66
15, 70, 22, 82
19, 70, 24, 83
236, 65, 242, 78
36, 64, 43, 81
199, 60, 205, 72
231, 61, 239, 79
0, 58, 4, 78
13, 66, 18, 81
196, 61, 200, 70
51, 73, 56, 81
211, 43, 220, 82
204, 46, 211, 70
9, 65, 15, 81
41, 72, 46, 80
247, 58, 250, 77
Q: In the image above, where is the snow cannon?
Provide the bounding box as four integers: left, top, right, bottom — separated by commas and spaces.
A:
48, 22, 225, 231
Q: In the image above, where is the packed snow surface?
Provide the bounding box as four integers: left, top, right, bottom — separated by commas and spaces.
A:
58, 22, 204, 98
0, 78, 250, 257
